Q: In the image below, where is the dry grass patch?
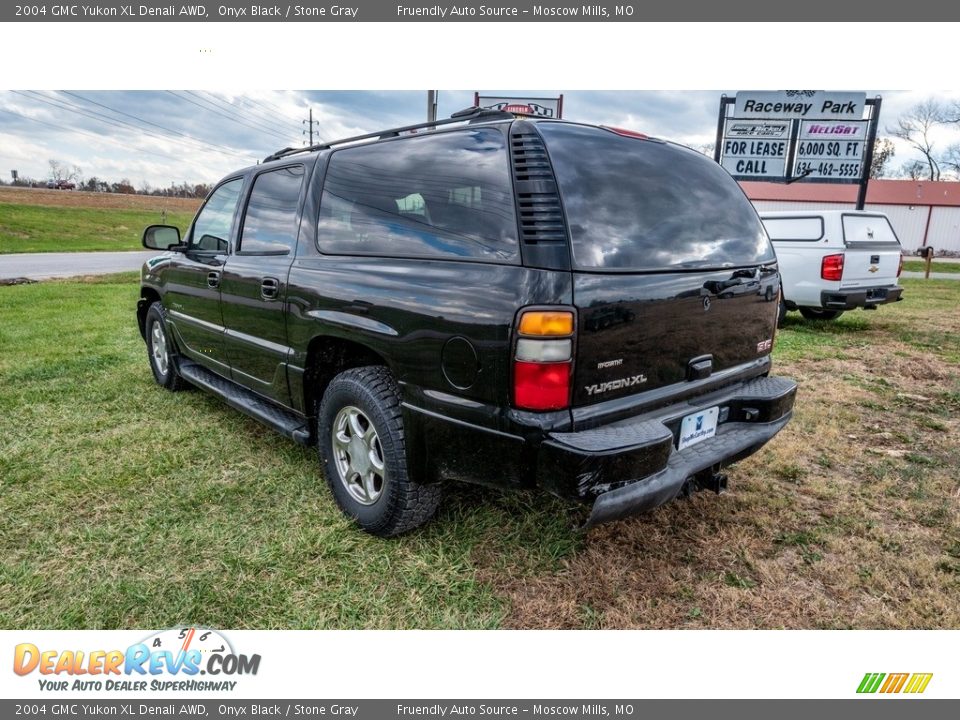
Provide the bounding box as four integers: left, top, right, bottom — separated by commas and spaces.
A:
0, 186, 201, 212
480, 286, 960, 629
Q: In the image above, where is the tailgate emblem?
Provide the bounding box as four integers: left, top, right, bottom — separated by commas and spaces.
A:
868, 265, 879, 273
584, 374, 647, 396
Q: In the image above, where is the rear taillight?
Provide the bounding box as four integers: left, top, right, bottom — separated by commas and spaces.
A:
513, 310, 574, 411
897, 253, 904, 277
821, 253, 845, 282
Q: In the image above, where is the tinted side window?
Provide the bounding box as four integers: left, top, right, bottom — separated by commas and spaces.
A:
239, 165, 305, 254
191, 178, 243, 252
317, 128, 518, 262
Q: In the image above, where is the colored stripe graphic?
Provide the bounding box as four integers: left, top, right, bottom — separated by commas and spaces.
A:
880, 673, 909, 693
904, 673, 933, 694
857, 672, 932, 694
857, 673, 885, 693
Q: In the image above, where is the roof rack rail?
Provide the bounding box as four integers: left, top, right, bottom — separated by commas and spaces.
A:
262, 106, 515, 163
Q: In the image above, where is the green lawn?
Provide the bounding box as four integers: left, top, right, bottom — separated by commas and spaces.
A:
0, 204, 195, 254
1, 276, 958, 629
0, 274, 577, 629
902, 259, 960, 274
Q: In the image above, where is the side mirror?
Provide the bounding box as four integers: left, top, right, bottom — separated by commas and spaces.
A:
143, 224, 182, 251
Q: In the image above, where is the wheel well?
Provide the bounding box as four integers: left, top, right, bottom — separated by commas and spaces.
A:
137, 287, 161, 339
303, 336, 388, 415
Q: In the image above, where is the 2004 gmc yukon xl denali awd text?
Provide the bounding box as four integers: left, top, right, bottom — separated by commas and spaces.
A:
137, 108, 797, 536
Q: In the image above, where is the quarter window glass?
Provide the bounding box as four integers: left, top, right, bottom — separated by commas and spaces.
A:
191, 178, 243, 253
317, 129, 518, 262
762, 217, 823, 241
240, 166, 305, 254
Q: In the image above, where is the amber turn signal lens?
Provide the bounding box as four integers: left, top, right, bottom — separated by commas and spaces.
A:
518, 311, 574, 336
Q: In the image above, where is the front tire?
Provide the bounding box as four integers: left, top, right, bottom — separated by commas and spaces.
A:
145, 302, 186, 391
317, 366, 441, 537
799, 307, 844, 321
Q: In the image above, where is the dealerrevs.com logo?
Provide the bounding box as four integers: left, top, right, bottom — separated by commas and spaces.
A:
13, 627, 261, 692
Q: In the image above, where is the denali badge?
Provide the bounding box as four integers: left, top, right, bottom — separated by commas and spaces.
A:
584, 374, 647, 396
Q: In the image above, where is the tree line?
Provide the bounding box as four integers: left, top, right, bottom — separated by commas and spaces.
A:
1, 160, 212, 198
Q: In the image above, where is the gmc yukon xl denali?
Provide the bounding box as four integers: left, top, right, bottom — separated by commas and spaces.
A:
137, 108, 797, 536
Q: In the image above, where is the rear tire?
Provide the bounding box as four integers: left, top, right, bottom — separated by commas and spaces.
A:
317, 366, 441, 537
145, 302, 186, 391
799, 307, 844, 321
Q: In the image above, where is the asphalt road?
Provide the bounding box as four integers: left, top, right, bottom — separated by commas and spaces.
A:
0, 251, 156, 281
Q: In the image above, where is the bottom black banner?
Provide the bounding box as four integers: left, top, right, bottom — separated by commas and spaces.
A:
2, 700, 956, 719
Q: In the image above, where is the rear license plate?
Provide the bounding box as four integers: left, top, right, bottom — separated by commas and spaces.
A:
678, 406, 719, 450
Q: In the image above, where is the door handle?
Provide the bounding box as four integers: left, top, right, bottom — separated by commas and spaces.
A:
260, 277, 280, 300
207, 271, 220, 289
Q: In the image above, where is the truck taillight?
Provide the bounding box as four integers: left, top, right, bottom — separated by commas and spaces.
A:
821, 253, 845, 282
513, 310, 574, 411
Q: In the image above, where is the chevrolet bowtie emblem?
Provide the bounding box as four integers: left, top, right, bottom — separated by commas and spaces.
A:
868, 265, 879, 273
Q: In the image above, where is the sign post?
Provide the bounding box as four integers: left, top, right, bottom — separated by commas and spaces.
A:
715, 91, 881, 209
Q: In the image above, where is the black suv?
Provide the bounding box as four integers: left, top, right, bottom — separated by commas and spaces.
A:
138, 108, 796, 536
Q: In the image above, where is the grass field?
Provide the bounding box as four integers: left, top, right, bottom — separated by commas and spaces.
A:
0, 187, 200, 254
902, 259, 960, 274
1, 276, 958, 629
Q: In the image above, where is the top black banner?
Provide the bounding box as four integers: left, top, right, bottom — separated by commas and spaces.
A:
5, 0, 959, 21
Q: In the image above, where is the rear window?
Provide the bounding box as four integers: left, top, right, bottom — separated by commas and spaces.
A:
842, 214, 901, 246
762, 216, 824, 242
317, 128, 518, 262
537, 123, 775, 271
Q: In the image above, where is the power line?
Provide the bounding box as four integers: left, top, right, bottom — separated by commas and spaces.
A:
235, 92, 331, 143
223, 93, 304, 134
12, 91, 256, 165
0, 104, 237, 181
243, 93, 308, 127
191, 90, 293, 138
0, 107, 189, 164
174, 91, 292, 142
59, 91, 255, 160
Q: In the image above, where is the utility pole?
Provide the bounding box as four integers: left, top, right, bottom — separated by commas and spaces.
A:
427, 91, 438, 123
303, 107, 318, 146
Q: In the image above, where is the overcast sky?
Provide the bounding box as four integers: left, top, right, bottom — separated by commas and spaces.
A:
1, 90, 959, 187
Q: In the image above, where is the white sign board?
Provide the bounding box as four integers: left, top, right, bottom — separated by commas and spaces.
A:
734, 91, 867, 120
793, 120, 868, 180
720, 119, 790, 178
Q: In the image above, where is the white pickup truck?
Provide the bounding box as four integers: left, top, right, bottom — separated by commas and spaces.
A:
760, 210, 904, 323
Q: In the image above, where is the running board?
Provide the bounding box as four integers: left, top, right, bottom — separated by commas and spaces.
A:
178, 362, 311, 445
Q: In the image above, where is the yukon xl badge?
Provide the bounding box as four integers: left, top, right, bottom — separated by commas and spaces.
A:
585, 374, 647, 396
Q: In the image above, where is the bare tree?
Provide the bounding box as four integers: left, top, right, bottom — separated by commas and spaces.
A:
870, 138, 896, 179
943, 144, 960, 179
899, 160, 928, 180
47, 159, 82, 184
887, 99, 944, 181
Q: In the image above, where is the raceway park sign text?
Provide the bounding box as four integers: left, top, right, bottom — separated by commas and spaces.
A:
733, 91, 867, 120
